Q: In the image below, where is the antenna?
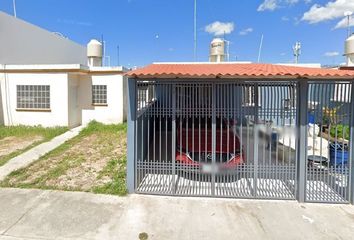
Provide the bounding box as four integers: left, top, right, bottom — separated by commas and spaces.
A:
344, 11, 353, 38
223, 32, 230, 62
226, 40, 230, 62
101, 34, 106, 66
117, 45, 120, 66
257, 34, 264, 63
12, 0, 17, 18
293, 42, 301, 64
194, 0, 197, 61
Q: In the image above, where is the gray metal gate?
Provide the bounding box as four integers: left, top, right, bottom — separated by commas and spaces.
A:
306, 82, 352, 203
135, 80, 299, 200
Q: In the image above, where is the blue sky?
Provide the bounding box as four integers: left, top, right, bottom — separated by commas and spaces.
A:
0, 0, 352, 67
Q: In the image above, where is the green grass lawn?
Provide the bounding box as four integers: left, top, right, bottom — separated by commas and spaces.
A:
0, 121, 128, 196
0, 125, 68, 167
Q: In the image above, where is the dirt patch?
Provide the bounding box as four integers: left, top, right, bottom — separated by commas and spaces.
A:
7, 129, 127, 192
1, 122, 128, 195
0, 135, 44, 159
48, 133, 126, 191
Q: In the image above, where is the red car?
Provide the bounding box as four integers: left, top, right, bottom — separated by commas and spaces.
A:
176, 118, 245, 173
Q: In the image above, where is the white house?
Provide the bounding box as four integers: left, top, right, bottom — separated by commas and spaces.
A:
0, 11, 128, 127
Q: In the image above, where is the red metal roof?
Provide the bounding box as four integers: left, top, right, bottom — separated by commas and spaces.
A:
127, 63, 354, 79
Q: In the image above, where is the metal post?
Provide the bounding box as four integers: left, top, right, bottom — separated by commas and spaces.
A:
297, 80, 308, 202
349, 81, 354, 204
253, 83, 259, 197
211, 83, 216, 196
127, 78, 136, 193
13, 0, 17, 18
172, 84, 177, 194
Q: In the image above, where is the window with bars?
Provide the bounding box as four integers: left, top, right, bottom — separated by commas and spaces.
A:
137, 84, 155, 110
242, 85, 256, 106
284, 85, 296, 110
17, 85, 50, 110
92, 85, 107, 105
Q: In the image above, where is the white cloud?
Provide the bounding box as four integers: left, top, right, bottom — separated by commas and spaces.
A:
302, 0, 354, 24
258, 0, 311, 12
286, 0, 300, 5
258, 0, 279, 11
239, 28, 253, 36
324, 51, 340, 57
334, 16, 354, 29
205, 21, 235, 36
281, 16, 290, 21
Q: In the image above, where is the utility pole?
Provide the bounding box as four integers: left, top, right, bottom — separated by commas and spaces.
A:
12, 0, 17, 18
257, 34, 264, 63
194, 0, 197, 61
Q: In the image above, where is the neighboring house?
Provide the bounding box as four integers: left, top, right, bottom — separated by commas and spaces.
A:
0, 11, 128, 127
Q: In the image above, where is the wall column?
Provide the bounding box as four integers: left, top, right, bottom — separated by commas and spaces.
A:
297, 80, 308, 202
126, 78, 136, 193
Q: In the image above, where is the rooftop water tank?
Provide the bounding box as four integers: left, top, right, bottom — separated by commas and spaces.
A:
344, 34, 354, 66
209, 38, 225, 62
87, 39, 103, 67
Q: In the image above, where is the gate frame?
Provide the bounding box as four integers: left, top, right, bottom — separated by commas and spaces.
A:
127, 77, 354, 204
350, 80, 354, 204
297, 80, 308, 202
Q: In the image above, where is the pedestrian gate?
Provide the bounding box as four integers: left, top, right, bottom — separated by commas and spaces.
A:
131, 80, 353, 203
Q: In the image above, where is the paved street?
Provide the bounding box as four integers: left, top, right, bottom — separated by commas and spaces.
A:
0, 188, 354, 240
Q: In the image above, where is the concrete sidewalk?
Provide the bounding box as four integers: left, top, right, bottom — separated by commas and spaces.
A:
0, 188, 354, 240
0, 126, 83, 181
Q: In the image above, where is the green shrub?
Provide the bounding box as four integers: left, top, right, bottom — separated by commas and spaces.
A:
330, 124, 350, 140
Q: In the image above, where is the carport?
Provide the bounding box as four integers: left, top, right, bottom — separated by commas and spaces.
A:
126, 63, 354, 203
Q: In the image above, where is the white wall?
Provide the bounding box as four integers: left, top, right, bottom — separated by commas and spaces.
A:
67, 74, 81, 127
0, 72, 69, 127
0, 74, 4, 125
0, 11, 86, 65
0, 71, 127, 127
82, 74, 126, 124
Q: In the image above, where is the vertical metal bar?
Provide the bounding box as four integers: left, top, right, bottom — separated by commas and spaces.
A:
297, 80, 308, 202
127, 78, 137, 193
172, 84, 176, 194
294, 82, 298, 198
349, 81, 354, 204
253, 82, 259, 197
211, 83, 216, 196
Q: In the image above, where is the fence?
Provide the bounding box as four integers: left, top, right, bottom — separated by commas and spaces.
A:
127, 79, 354, 204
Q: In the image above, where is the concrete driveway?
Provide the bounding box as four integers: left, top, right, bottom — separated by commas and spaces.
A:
0, 188, 354, 240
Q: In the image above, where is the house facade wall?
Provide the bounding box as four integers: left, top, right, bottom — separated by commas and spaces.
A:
0, 72, 69, 127
82, 74, 127, 125
0, 79, 4, 125
0, 71, 127, 127
0, 11, 86, 65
